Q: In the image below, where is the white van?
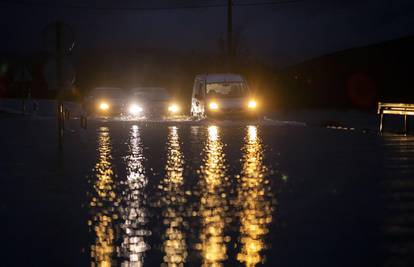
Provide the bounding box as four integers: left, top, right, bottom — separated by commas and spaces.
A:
190, 73, 259, 118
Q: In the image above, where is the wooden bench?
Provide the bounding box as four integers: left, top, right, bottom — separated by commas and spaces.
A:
378, 102, 414, 134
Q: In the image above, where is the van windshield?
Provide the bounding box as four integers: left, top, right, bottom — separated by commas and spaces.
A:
206, 82, 247, 98
90, 89, 123, 98
131, 87, 170, 101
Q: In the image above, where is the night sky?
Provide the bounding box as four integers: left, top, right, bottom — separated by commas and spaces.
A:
1, 0, 414, 66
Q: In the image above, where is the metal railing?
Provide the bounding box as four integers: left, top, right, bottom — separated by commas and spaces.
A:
378, 102, 414, 134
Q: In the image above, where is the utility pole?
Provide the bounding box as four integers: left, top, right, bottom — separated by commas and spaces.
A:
227, 0, 233, 69
56, 21, 64, 149
43, 21, 74, 149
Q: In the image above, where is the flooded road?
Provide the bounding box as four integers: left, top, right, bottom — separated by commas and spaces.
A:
86, 123, 275, 266
1, 117, 413, 266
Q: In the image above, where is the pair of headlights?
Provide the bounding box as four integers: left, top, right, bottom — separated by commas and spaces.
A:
128, 103, 181, 115
208, 100, 258, 111
98, 101, 180, 115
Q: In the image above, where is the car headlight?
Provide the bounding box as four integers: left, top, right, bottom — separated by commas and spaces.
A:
209, 102, 219, 110
168, 104, 180, 113
128, 103, 143, 115
99, 102, 110, 111
247, 100, 257, 109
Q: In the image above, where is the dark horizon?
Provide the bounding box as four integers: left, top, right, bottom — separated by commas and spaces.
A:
1, 0, 414, 67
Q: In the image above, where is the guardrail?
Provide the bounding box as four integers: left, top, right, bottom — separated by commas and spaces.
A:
378, 102, 414, 134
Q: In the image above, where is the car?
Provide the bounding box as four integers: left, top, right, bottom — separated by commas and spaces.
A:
125, 87, 181, 119
84, 87, 126, 117
190, 73, 259, 118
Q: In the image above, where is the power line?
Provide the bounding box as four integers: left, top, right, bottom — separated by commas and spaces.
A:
0, 0, 224, 10
236, 0, 303, 7
0, 0, 303, 11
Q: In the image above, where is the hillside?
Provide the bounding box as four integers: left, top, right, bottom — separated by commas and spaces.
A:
277, 35, 414, 109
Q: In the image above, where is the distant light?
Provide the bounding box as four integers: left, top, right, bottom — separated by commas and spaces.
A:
248, 100, 257, 109
209, 102, 219, 110
168, 103, 180, 113
99, 102, 109, 111
129, 104, 143, 115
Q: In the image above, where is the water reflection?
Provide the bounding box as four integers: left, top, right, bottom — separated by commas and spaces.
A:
382, 135, 414, 267
197, 125, 231, 266
237, 126, 272, 267
89, 127, 119, 266
119, 125, 150, 266
87, 124, 275, 266
159, 126, 188, 266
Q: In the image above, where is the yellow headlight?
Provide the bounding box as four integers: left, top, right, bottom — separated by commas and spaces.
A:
209, 102, 219, 110
248, 100, 257, 109
168, 104, 180, 113
99, 102, 110, 111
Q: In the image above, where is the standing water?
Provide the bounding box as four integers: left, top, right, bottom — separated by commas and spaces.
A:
1, 116, 413, 266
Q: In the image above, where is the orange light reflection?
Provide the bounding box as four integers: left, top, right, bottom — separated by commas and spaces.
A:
196, 125, 231, 267
160, 126, 188, 266
237, 126, 273, 267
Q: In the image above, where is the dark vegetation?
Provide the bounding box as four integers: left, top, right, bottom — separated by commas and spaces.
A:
1, 35, 413, 110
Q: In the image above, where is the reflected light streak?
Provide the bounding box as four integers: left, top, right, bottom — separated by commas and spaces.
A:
237, 126, 272, 267
197, 125, 230, 266
90, 127, 118, 267
208, 125, 219, 142
160, 126, 188, 266
119, 125, 151, 266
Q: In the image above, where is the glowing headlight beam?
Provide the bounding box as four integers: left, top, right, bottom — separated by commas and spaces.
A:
99, 102, 110, 111
209, 102, 219, 110
247, 100, 257, 109
128, 104, 143, 115
168, 104, 180, 113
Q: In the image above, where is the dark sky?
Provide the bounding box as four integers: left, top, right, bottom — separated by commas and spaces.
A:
1, 0, 414, 67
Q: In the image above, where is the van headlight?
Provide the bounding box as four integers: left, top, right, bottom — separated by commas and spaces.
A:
168, 103, 180, 113
99, 102, 110, 111
128, 103, 143, 115
247, 100, 257, 109
209, 102, 219, 110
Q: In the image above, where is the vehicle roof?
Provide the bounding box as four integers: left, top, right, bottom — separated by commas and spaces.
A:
88, 87, 124, 97
197, 73, 245, 83
129, 87, 168, 92
91, 87, 122, 91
